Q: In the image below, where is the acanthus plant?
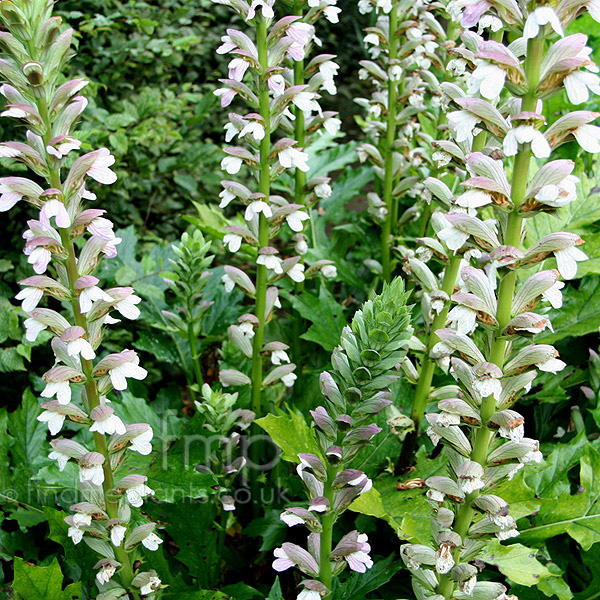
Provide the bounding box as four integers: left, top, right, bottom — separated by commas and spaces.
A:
272, 278, 413, 599
356, 0, 446, 283
0, 0, 163, 598
211, 0, 340, 474
397, 0, 598, 598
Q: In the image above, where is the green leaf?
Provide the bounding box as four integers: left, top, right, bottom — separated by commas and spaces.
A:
332, 555, 400, 600
133, 330, 182, 365
12, 557, 82, 600
289, 286, 346, 352
480, 540, 555, 586
520, 442, 600, 550
537, 277, 600, 344
265, 578, 285, 600
255, 410, 322, 462
220, 583, 261, 600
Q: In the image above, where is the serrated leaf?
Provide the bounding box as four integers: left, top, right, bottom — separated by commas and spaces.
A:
331, 555, 400, 600
12, 557, 82, 600
255, 410, 322, 462
289, 287, 346, 352
537, 277, 600, 344
481, 540, 555, 586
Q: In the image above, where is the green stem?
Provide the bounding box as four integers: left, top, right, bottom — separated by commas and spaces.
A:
187, 315, 203, 394
397, 131, 488, 472
381, 1, 399, 283
38, 93, 138, 595
250, 16, 272, 502
437, 36, 544, 599
319, 464, 339, 596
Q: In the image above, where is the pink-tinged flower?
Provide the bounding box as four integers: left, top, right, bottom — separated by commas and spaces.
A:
247, 0, 275, 21
0, 177, 44, 211
523, 7, 564, 39
76, 276, 113, 313
86, 148, 117, 184
25, 245, 52, 274
39, 198, 71, 230
101, 350, 148, 391
273, 543, 319, 576
88, 216, 115, 241
279, 147, 310, 172
228, 57, 250, 81
565, 70, 600, 105
100, 236, 122, 258
214, 86, 237, 107
61, 326, 96, 360
331, 531, 374, 573
268, 74, 286, 97
504, 126, 551, 158
89, 405, 126, 435
46, 135, 81, 159
217, 35, 237, 54
78, 452, 105, 486
107, 288, 142, 320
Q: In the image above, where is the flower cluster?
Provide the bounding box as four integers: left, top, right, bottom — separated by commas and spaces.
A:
0, 1, 162, 597
274, 278, 413, 598
398, 0, 596, 597
212, 0, 340, 432
356, 0, 446, 282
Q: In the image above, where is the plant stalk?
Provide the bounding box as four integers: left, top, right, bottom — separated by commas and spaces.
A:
250, 16, 272, 502
436, 36, 544, 599
319, 464, 339, 596
381, 0, 399, 283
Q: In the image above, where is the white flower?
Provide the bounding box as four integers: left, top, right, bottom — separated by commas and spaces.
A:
48, 449, 70, 471
15, 287, 43, 312
239, 121, 265, 140
140, 576, 162, 596
288, 263, 305, 283
376, 0, 392, 12
503, 126, 551, 158
222, 273, 235, 293
271, 349, 291, 365
295, 238, 309, 255
239, 322, 255, 338
565, 70, 600, 105
468, 61, 506, 99
268, 74, 286, 96
41, 380, 72, 406
279, 147, 310, 172
87, 149, 118, 185
111, 524, 127, 546
90, 413, 126, 436
38, 410, 66, 435
228, 57, 250, 81
247, 0, 274, 20
126, 482, 154, 507
130, 427, 153, 455
257, 253, 283, 274
435, 544, 455, 574
79, 464, 104, 486
555, 245, 587, 279
448, 305, 477, 334
281, 511, 305, 527
219, 188, 235, 208
447, 110, 479, 143
321, 264, 337, 279
323, 116, 341, 135
68, 526, 84, 544
79, 285, 112, 313
67, 338, 96, 360
221, 155, 243, 174
96, 563, 116, 585
286, 210, 309, 232
322, 5, 341, 22
523, 7, 564, 40
224, 233, 243, 252
115, 294, 141, 320
244, 200, 272, 221
542, 280, 564, 308
292, 91, 320, 113
537, 356, 567, 373
109, 355, 148, 391
315, 182, 332, 198
141, 532, 163, 551
26, 247, 51, 274
40, 199, 71, 230
573, 124, 600, 152
282, 372, 297, 387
